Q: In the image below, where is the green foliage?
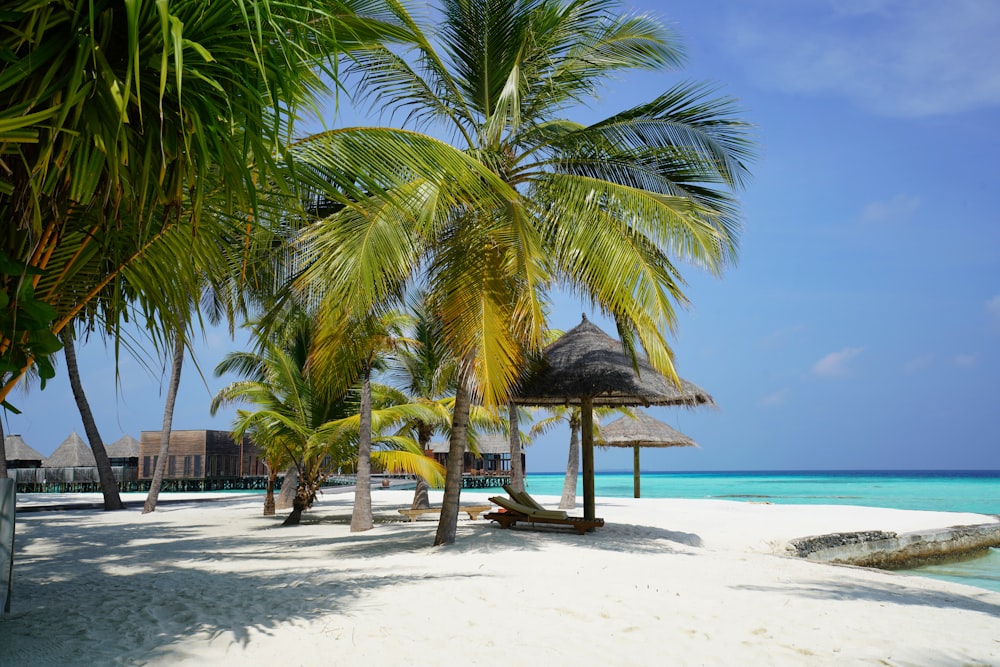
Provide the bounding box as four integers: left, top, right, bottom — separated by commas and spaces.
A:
0, 251, 62, 407
291, 0, 755, 409
0, 0, 410, 401
212, 314, 446, 514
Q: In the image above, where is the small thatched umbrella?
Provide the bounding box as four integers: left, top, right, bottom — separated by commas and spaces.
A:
514, 315, 713, 521
598, 410, 698, 499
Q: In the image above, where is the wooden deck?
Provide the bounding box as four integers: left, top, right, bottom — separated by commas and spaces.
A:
461, 475, 510, 489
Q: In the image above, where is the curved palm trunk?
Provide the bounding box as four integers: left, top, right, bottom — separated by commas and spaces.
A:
350, 366, 374, 532
508, 402, 524, 493
282, 489, 309, 526
410, 422, 432, 510
61, 332, 124, 511
276, 465, 298, 510
559, 411, 581, 509
143, 331, 185, 514
282, 463, 319, 526
434, 379, 471, 546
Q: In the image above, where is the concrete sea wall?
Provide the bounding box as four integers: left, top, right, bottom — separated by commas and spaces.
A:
786, 520, 1000, 570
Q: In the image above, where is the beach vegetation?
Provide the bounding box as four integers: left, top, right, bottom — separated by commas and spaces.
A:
389, 291, 459, 509
287, 0, 753, 544
211, 314, 445, 526
0, 0, 410, 466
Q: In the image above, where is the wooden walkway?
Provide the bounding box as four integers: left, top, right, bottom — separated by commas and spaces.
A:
462, 475, 510, 489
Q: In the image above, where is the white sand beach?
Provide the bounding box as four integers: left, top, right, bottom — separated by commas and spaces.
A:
5, 489, 1000, 666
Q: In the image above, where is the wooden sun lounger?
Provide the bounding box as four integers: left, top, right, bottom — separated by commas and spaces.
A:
486, 496, 604, 535
397, 505, 491, 522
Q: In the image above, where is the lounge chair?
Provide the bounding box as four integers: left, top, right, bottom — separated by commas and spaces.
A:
397, 505, 491, 522
485, 493, 604, 535
502, 484, 546, 511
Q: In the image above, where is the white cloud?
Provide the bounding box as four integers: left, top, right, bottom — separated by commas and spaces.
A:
954, 354, 977, 368
726, 1, 1000, 117
761, 324, 806, 347
987, 295, 1000, 318
758, 389, 789, 407
902, 354, 934, 373
860, 194, 921, 225
813, 347, 864, 377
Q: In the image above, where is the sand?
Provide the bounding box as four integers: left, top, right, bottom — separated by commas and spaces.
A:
5, 489, 1000, 666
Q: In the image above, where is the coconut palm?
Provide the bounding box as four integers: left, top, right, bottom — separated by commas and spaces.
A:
0, 0, 407, 408
59, 329, 125, 510
291, 0, 753, 544
211, 315, 444, 525
323, 308, 419, 532
391, 292, 458, 509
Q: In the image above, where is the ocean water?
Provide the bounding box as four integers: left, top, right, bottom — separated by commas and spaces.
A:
465, 470, 1000, 593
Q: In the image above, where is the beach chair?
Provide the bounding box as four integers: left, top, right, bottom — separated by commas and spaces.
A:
502, 484, 546, 511
485, 494, 604, 535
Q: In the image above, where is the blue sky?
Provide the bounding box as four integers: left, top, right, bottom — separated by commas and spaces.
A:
6, 0, 1000, 473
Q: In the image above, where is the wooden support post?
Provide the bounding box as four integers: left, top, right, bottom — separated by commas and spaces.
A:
581, 396, 595, 522
633, 444, 641, 499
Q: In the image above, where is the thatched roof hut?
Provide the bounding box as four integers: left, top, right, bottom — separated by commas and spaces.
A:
598, 410, 698, 498
3, 434, 45, 468
106, 434, 140, 459
428, 433, 508, 455
514, 315, 713, 520
43, 432, 96, 468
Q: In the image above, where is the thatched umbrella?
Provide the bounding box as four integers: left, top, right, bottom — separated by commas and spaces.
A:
514, 315, 713, 521
598, 410, 698, 499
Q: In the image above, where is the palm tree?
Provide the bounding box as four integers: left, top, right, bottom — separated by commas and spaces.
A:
391, 292, 458, 509
60, 329, 125, 510
0, 0, 407, 408
142, 329, 186, 514
291, 0, 753, 545
329, 308, 417, 532
212, 316, 444, 526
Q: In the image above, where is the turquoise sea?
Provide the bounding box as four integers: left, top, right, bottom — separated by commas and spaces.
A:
464, 470, 1000, 593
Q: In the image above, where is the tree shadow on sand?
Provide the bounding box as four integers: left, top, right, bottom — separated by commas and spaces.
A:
732, 577, 1000, 617
5, 509, 483, 667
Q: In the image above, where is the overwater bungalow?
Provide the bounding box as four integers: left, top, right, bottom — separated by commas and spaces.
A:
138, 429, 267, 481
3, 434, 44, 470
427, 433, 523, 476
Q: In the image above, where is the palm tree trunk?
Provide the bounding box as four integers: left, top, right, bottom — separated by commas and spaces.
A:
282, 464, 319, 526
559, 410, 581, 509
143, 330, 185, 514
508, 402, 524, 493
276, 465, 297, 510
411, 422, 431, 510
61, 331, 124, 510
263, 467, 277, 516
282, 489, 308, 526
434, 378, 471, 546
350, 365, 374, 532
